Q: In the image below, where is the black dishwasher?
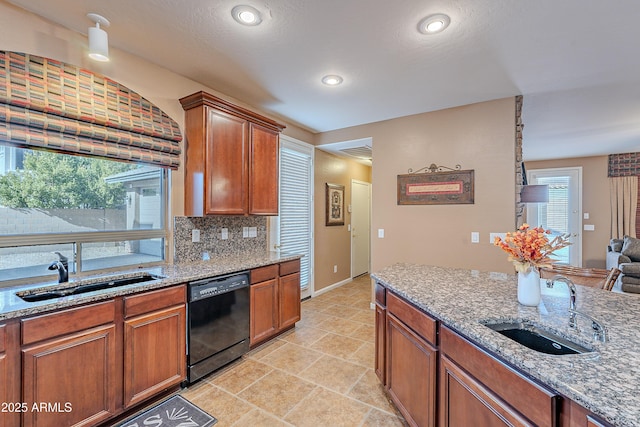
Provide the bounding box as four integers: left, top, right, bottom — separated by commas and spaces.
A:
186, 271, 250, 384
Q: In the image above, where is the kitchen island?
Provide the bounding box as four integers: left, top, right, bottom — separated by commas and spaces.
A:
372, 263, 640, 427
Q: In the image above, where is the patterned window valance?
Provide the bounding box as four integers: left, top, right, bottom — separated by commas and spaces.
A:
0, 51, 182, 169
609, 152, 640, 177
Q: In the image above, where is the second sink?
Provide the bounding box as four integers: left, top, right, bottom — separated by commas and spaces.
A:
484, 321, 593, 355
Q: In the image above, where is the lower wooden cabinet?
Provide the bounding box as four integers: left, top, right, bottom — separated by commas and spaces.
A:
0, 321, 21, 427
250, 259, 301, 346
21, 301, 118, 427
16, 285, 186, 427
385, 292, 437, 427
123, 286, 186, 408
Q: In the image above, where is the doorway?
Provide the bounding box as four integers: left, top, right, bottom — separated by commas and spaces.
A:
351, 180, 371, 277
527, 167, 582, 266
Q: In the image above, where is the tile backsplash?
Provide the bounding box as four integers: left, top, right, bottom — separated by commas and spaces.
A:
174, 216, 268, 263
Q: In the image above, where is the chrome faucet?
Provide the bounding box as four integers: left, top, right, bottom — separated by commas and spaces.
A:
48, 252, 69, 283
546, 275, 577, 328
569, 309, 609, 343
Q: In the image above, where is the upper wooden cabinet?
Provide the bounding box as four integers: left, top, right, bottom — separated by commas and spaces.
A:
180, 91, 285, 216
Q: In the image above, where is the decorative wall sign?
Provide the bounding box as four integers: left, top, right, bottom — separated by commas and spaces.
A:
398, 165, 474, 205
325, 183, 345, 226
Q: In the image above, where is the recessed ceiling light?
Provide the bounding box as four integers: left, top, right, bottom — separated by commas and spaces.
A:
321, 75, 343, 86
231, 5, 262, 26
418, 13, 451, 35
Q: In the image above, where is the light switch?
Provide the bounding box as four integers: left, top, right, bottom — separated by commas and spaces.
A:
584, 224, 595, 231
584, 213, 590, 220
191, 229, 200, 243
490, 232, 507, 243
243, 227, 249, 238
378, 229, 385, 238
249, 227, 257, 238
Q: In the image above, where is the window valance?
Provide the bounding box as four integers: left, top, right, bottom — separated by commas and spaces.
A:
0, 51, 182, 169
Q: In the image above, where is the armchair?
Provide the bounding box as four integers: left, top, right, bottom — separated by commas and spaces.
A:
606, 236, 640, 293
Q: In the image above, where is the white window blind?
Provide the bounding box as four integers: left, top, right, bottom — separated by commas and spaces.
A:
536, 176, 570, 234
279, 143, 313, 289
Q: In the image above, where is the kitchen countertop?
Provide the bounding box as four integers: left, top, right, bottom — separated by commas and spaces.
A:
0, 251, 301, 321
372, 263, 640, 427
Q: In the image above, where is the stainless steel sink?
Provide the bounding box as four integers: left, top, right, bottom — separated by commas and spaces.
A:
484, 321, 593, 355
17, 273, 165, 302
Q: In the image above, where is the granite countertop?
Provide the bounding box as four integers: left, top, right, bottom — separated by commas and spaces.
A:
372, 263, 640, 427
0, 251, 301, 321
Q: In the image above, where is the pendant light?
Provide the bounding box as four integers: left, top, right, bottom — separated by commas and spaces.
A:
87, 13, 110, 62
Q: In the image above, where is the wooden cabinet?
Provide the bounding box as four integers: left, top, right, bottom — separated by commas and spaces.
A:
385, 292, 437, 427
0, 320, 20, 427
250, 260, 301, 346
21, 300, 118, 427
440, 325, 559, 427
180, 91, 285, 216
374, 283, 386, 384
123, 286, 186, 408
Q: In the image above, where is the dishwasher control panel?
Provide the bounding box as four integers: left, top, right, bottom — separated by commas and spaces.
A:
188, 273, 249, 302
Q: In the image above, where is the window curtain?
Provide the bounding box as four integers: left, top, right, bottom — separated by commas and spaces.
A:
0, 51, 182, 169
610, 176, 638, 239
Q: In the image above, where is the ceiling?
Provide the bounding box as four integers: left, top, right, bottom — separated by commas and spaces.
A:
7, 0, 640, 161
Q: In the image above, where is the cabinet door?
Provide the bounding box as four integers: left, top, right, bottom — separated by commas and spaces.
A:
386, 313, 437, 427
440, 355, 532, 427
249, 123, 279, 215
22, 325, 118, 427
0, 321, 20, 427
123, 304, 186, 408
250, 279, 278, 345
279, 272, 301, 331
206, 108, 248, 215
374, 303, 386, 384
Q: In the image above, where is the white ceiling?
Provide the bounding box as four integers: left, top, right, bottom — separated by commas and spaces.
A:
7, 0, 640, 161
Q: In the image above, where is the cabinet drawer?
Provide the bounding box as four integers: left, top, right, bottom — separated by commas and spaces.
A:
440, 326, 559, 427
124, 285, 186, 319
22, 300, 116, 345
375, 282, 386, 306
279, 259, 300, 276
387, 292, 437, 345
251, 264, 279, 284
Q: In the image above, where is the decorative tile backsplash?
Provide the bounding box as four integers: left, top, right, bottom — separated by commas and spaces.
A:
174, 216, 268, 263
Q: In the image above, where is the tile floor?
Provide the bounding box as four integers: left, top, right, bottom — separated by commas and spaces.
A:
180, 275, 407, 426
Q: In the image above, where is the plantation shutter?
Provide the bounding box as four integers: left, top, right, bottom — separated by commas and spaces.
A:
0, 51, 182, 169
279, 143, 313, 289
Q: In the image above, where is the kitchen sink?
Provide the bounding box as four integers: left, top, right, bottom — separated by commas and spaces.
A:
484, 321, 593, 355
17, 273, 165, 302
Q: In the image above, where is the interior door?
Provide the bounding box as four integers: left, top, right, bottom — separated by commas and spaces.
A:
527, 167, 582, 266
351, 180, 371, 277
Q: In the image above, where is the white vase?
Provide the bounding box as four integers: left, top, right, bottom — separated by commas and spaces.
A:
517, 268, 541, 306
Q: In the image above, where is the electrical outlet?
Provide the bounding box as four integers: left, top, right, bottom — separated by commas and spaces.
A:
249, 227, 257, 238
378, 229, 385, 238
471, 232, 479, 243
242, 227, 249, 238
221, 228, 228, 240
333, 265, 337, 273
191, 229, 200, 243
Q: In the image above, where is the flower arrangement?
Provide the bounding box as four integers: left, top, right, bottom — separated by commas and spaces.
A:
493, 224, 571, 273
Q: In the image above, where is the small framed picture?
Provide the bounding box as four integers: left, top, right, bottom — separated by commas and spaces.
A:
325, 183, 345, 226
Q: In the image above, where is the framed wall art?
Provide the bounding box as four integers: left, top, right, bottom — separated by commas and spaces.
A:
397, 166, 474, 205
325, 183, 345, 226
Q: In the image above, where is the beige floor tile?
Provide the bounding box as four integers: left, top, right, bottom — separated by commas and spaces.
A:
284, 387, 370, 427
299, 355, 367, 394
259, 342, 323, 374
210, 358, 273, 394
238, 370, 316, 418
362, 408, 408, 427
348, 369, 398, 414
348, 341, 376, 367
279, 326, 328, 347
349, 323, 375, 342
181, 383, 253, 426
232, 408, 293, 427
246, 338, 288, 360
316, 316, 363, 336
310, 332, 368, 359
320, 303, 362, 318
350, 308, 376, 324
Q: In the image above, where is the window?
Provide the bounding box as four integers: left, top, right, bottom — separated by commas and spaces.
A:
0, 146, 166, 286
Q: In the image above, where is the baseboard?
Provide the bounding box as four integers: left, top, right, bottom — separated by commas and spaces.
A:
313, 277, 353, 297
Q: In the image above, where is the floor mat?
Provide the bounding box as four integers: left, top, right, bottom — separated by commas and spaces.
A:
117, 395, 217, 427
